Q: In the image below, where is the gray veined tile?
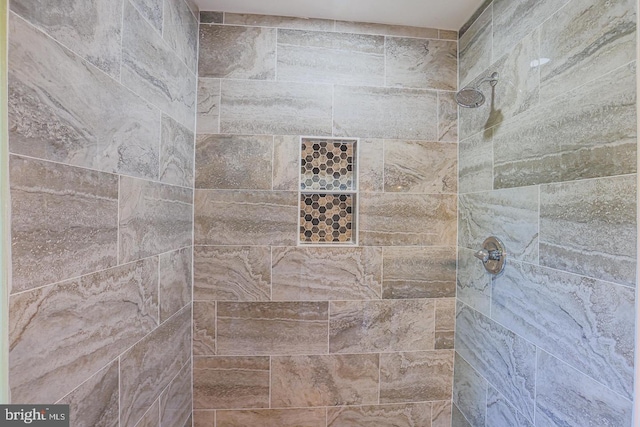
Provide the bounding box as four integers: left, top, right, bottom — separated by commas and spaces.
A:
271, 354, 379, 407
195, 134, 273, 190
122, 0, 196, 130
492, 261, 635, 399
119, 306, 191, 427
163, 0, 199, 72
451, 403, 472, 427
130, 0, 163, 32
184, 0, 199, 20
216, 408, 326, 427
217, 302, 329, 355
379, 350, 454, 403
459, 5, 492, 88
458, 130, 493, 194
334, 21, 439, 39
456, 248, 491, 317
539, 175, 637, 287
199, 25, 276, 79
220, 80, 333, 136
486, 385, 533, 427
455, 302, 536, 422
10, 156, 118, 293
59, 361, 119, 427
458, 187, 539, 263
159, 360, 192, 427
439, 30, 458, 40
540, 0, 636, 100
8, 14, 161, 180
459, 29, 540, 141
329, 299, 435, 353
194, 190, 298, 246
383, 139, 457, 193
9, 258, 158, 403
438, 92, 458, 142
224, 13, 335, 31
327, 403, 432, 427
453, 354, 487, 427
386, 37, 457, 91
493, 62, 637, 188
194, 356, 270, 410
492, 0, 570, 61
159, 247, 192, 323
193, 246, 271, 302
277, 29, 385, 86
382, 246, 456, 299
196, 78, 220, 135
333, 85, 437, 140
272, 246, 382, 301
134, 400, 160, 427
160, 114, 195, 188
10, 0, 122, 79
118, 176, 193, 263
535, 351, 633, 427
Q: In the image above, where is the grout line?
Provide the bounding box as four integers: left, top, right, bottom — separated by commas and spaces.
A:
118, 357, 122, 427
119, 0, 126, 83
533, 346, 539, 425
269, 356, 272, 409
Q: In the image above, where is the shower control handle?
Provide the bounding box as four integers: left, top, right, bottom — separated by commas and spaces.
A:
474, 236, 507, 275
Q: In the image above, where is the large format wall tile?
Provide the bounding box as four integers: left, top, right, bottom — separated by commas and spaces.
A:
271, 354, 379, 407
10, 0, 122, 78
334, 21, 438, 38
119, 176, 193, 263
385, 37, 457, 90
456, 248, 491, 317
10, 156, 118, 293
194, 356, 270, 409
273, 135, 300, 191
358, 139, 385, 192
163, 0, 199, 72
159, 247, 192, 322
217, 302, 329, 355
194, 246, 271, 302
540, 0, 635, 99
452, 354, 487, 426
159, 360, 192, 427
122, 1, 196, 130
59, 361, 119, 427
193, 410, 214, 427
327, 403, 432, 427
199, 25, 275, 79
452, 404, 472, 427
272, 246, 382, 300
194, 190, 297, 246
225, 13, 334, 31
160, 114, 195, 188
492, 0, 570, 60
120, 306, 191, 427
438, 92, 458, 142
8, 14, 160, 180
329, 299, 435, 353
216, 408, 326, 427
193, 301, 216, 356
220, 80, 332, 135
130, 0, 163, 31
455, 302, 536, 422
459, 5, 492, 87
277, 30, 384, 86
458, 130, 493, 194
383, 140, 457, 193
458, 187, 539, 263
493, 48, 637, 189
197, 78, 220, 134
134, 401, 160, 427
535, 351, 633, 427
539, 175, 637, 287
9, 258, 158, 403
359, 193, 456, 246
333, 86, 437, 139
379, 350, 454, 403
382, 246, 456, 299
492, 261, 635, 399
459, 30, 540, 140
435, 299, 455, 349
486, 385, 533, 427
195, 134, 272, 190
432, 401, 453, 427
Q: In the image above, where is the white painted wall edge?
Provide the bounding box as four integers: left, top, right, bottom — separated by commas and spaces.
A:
0, 0, 10, 404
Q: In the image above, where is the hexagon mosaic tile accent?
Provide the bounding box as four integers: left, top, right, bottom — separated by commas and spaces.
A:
301, 139, 356, 191
300, 194, 354, 243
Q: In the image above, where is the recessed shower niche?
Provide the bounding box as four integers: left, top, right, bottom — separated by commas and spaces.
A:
299, 137, 358, 244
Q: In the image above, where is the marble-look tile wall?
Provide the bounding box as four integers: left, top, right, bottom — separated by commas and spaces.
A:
193, 12, 458, 427
455, 0, 637, 425
7, 1, 198, 426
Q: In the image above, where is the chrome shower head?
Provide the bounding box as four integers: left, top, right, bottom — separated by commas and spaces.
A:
455, 72, 499, 108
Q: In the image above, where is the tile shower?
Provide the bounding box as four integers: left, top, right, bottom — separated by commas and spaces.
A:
2, 1, 638, 427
